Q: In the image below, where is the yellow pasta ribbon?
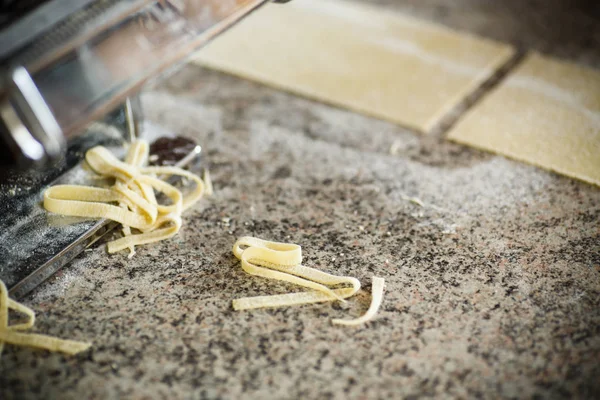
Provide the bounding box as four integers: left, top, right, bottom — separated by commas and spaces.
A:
43, 140, 205, 256
332, 277, 385, 326
232, 237, 384, 325
0, 280, 91, 357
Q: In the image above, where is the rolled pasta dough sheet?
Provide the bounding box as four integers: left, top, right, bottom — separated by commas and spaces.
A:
193, 0, 514, 133
448, 53, 600, 187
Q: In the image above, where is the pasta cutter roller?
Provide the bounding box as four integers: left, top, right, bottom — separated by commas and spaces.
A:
0, 0, 292, 298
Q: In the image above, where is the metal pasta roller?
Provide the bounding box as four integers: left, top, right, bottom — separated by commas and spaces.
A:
0, 0, 291, 298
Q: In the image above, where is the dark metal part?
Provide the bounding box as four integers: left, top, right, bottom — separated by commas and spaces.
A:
149, 136, 198, 166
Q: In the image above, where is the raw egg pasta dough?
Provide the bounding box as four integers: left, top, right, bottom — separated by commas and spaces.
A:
43, 140, 205, 256
232, 237, 384, 325
0, 280, 90, 357
448, 52, 600, 186
194, 0, 514, 132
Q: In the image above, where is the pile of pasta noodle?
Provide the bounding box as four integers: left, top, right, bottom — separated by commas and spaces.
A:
0, 140, 207, 357
44, 139, 205, 257
232, 237, 384, 325
0, 279, 91, 358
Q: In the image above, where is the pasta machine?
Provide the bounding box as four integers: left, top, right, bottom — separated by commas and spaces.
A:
0, 0, 291, 298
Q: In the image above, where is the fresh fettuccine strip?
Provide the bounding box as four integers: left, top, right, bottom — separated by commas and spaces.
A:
233, 237, 359, 302
232, 287, 360, 310
107, 214, 182, 254
332, 277, 385, 326
232, 236, 384, 325
0, 280, 91, 357
43, 140, 204, 255
203, 168, 214, 196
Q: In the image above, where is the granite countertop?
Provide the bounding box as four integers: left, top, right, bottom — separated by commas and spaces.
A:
1, 1, 599, 399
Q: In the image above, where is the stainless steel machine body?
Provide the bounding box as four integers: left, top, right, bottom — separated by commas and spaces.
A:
0, 0, 291, 297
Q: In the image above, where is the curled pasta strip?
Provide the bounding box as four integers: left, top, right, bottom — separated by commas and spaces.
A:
232, 237, 384, 325
233, 237, 359, 303
0, 280, 90, 357
332, 277, 385, 326
43, 140, 204, 255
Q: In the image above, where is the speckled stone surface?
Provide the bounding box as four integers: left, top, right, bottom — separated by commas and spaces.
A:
1, 1, 599, 399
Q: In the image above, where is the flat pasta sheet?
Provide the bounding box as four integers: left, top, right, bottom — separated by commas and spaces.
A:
193, 0, 514, 133
448, 53, 600, 186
